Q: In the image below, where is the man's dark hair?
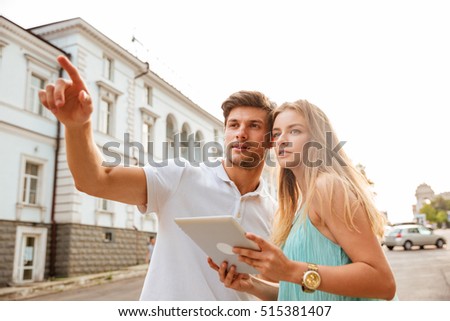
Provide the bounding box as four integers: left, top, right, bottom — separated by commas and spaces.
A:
221, 90, 276, 130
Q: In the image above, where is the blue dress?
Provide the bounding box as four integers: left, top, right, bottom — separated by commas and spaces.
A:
278, 210, 386, 301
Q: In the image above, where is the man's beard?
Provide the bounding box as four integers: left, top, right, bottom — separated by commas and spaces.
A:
225, 149, 264, 169
230, 155, 261, 168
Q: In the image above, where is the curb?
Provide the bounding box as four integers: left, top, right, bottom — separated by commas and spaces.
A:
0, 264, 148, 301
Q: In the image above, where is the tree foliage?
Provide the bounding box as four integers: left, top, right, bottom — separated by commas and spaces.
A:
420, 204, 437, 222
436, 211, 448, 224
431, 196, 449, 211
420, 196, 449, 226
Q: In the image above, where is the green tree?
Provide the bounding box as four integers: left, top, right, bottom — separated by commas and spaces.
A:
420, 204, 437, 222
436, 211, 448, 228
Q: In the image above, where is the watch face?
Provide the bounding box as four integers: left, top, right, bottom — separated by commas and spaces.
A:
304, 271, 321, 289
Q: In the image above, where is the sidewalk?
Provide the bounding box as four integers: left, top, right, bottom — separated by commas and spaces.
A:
0, 264, 148, 301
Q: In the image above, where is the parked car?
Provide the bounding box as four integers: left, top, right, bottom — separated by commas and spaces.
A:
381, 226, 392, 246
384, 224, 447, 250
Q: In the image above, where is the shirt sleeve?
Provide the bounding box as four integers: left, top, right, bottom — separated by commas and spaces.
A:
137, 159, 186, 214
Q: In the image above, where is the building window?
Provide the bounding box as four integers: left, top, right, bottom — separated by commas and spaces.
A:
209, 128, 221, 158
104, 231, 113, 243
144, 85, 153, 106
103, 55, 114, 81
195, 130, 204, 162
142, 122, 153, 155
98, 98, 112, 135
27, 74, 47, 116
140, 108, 159, 157
96, 81, 121, 136
180, 123, 191, 161
24, 54, 58, 118
22, 162, 41, 205
95, 198, 115, 226
98, 198, 111, 212
165, 115, 176, 159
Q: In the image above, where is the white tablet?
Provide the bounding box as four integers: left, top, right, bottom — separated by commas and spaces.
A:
174, 216, 261, 274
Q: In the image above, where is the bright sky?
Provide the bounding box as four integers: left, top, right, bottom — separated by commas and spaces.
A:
2, 0, 450, 223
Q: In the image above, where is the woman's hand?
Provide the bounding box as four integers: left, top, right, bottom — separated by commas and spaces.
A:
234, 233, 296, 283
207, 258, 253, 292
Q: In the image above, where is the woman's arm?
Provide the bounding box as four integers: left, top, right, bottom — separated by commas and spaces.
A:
306, 174, 396, 300
234, 175, 396, 300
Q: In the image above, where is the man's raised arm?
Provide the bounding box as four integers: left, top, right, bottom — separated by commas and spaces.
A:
39, 56, 147, 206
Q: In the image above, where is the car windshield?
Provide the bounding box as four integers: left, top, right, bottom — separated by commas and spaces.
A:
418, 226, 432, 235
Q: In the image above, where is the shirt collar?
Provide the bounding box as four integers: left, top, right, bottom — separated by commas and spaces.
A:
212, 159, 269, 197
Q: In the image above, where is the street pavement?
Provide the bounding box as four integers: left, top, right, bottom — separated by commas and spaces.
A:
385, 228, 450, 300
24, 275, 145, 301
0, 264, 148, 301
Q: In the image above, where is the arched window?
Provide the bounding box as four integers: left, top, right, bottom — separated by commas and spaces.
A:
165, 115, 177, 159
195, 131, 204, 163
180, 123, 191, 161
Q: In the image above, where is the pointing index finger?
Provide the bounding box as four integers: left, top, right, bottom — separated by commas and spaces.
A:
57, 55, 85, 86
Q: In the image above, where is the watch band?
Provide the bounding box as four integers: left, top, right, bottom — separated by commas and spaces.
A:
301, 263, 320, 293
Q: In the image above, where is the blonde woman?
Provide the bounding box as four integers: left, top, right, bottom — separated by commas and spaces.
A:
209, 100, 396, 301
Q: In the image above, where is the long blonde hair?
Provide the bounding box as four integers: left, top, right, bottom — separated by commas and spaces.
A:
271, 100, 385, 246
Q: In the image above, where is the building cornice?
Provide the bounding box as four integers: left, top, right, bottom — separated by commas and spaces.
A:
0, 121, 57, 146
0, 16, 66, 61
29, 18, 146, 71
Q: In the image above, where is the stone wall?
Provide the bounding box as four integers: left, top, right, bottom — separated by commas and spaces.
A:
0, 220, 153, 287
0, 220, 18, 287
53, 223, 152, 277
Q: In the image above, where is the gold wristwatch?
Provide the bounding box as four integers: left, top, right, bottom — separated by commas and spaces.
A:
301, 263, 321, 293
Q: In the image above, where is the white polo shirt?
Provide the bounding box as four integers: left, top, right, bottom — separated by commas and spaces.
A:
138, 159, 276, 301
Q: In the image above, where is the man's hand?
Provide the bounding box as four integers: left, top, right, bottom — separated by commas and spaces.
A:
207, 257, 253, 292
39, 55, 93, 128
